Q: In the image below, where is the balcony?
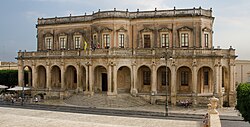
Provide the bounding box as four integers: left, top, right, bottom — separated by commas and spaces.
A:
17, 47, 236, 60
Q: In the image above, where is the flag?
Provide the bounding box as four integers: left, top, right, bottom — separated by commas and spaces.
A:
84, 41, 87, 50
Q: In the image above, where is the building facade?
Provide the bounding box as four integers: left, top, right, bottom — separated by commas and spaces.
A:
17, 7, 237, 107
235, 60, 250, 84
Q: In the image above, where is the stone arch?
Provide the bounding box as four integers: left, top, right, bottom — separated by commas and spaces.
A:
51, 65, 61, 90
137, 65, 151, 93
94, 65, 108, 93
117, 66, 131, 93
65, 65, 77, 90
23, 65, 32, 87
177, 66, 192, 94
37, 65, 46, 89
197, 66, 213, 93
81, 65, 87, 91
157, 66, 171, 93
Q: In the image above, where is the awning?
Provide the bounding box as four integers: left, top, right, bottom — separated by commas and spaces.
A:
7, 86, 31, 91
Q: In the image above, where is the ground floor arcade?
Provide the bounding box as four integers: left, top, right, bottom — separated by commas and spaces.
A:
18, 58, 236, 107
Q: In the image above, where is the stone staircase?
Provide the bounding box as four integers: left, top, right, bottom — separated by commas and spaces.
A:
64, 93, 150, 108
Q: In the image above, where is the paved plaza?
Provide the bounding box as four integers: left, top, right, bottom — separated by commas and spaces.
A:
0, 107, 201, 127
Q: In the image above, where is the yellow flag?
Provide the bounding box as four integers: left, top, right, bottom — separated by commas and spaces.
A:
84, 41, 87, 50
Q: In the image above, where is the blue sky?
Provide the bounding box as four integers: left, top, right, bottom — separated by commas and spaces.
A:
0, 0, 249, 62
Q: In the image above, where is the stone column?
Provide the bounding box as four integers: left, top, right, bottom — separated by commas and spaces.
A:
85, 65, 89, 92
229, 62, 236, 107
170, 63, 177, 105
61, 63, 65, 90
151, 63, 157, 94
107, 63, 112, 95
113, 65, 117, 95
89, 64, 93, 95
18, 61, 24, 87
32, 63, 37, 88
76, 62, 82, 93
60, 63, 65, 99
131, 62, 138, 95
215, 62, 223, 107
192, 60, 198, 106
46, 62, 51, 90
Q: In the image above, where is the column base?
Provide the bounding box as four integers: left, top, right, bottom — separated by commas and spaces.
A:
229, 91, 236, 107
130, 89, 138, 96
170, 94, 176, 106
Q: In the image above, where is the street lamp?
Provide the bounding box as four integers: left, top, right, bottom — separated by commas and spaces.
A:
20, 51, 25, 106
164, 51, 172, 117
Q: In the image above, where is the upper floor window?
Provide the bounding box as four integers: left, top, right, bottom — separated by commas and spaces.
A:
74, 36, 81, 49
181, 33, 189, 47
45, 37, 53, 50
204, 33, 209, 47
59, 37, 66, 49
143, 34, 151, 48
161, 34, 169, 48
103, 34, 110, 49
181, 71, 189, 86
119, 34, 125, 48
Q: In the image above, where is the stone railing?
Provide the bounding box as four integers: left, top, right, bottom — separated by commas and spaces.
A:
37, 7, 212, 25
17, 48, 235, 60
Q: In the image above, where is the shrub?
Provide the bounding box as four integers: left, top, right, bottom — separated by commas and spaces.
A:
0, 70, 18, 87
236, 83, 250, 123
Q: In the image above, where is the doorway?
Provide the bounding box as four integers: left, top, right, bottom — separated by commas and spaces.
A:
102, 73, 108, 91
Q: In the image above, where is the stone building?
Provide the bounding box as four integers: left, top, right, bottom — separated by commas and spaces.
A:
235, 60, 250, 84
17, 7, 237, 107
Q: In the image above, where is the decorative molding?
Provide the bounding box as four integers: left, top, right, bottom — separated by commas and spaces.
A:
140, 27, 153, 33
158, 27, 172, 32
202, 27, 212, 32
116, 27, 127, 32
101, 27, 113, 32
177, 26, 193, 31
44, 32, 53, 37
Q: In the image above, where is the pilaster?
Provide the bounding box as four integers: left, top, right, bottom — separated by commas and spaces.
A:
170, 60, 176, 105
192, 60, 198, 105
46, 62, 51, 90
151, 62, 157, 94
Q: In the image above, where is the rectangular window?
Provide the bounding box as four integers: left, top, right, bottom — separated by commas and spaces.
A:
103, 34, 110, 49
161, 34, 169, 48
45, 38, 52, 50
75, 37, 81, 49
181, 33, 189, 47
119, 34, 125, 48
143, 34, 151, 48
181, 71, 188, 86
205, 34, 209, 47
204, 71, 209, 85
60, 37, 66, 49
143, 71, 151, 85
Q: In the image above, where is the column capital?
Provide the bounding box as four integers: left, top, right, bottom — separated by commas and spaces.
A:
46, 61, 51, 66
108, 61, 116, 66
85, 61, 92, 66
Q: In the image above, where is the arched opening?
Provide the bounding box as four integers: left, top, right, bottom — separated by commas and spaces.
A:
81, 66, 86, 91
177, 66, 192, 94
117, 66, 131, 93
24, 66, 32, 87
37, 65, 46, 89
51, 65, 61, 90
137, 65, 151, 93
197, 66, 213, 93
222, 66, 229, 106
65, 65, 77, 90
94, 66, 107, 93
157, 66, 171, 93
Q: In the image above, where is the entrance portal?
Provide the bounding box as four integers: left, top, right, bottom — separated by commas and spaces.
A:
102, 73, 108, 91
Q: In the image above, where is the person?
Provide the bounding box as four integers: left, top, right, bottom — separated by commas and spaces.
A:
34, 97, 38, 103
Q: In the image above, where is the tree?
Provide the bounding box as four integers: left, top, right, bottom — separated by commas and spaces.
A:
236, 83, 250, 123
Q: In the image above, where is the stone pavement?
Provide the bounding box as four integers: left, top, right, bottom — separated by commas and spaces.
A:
0, 107, 201, 127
